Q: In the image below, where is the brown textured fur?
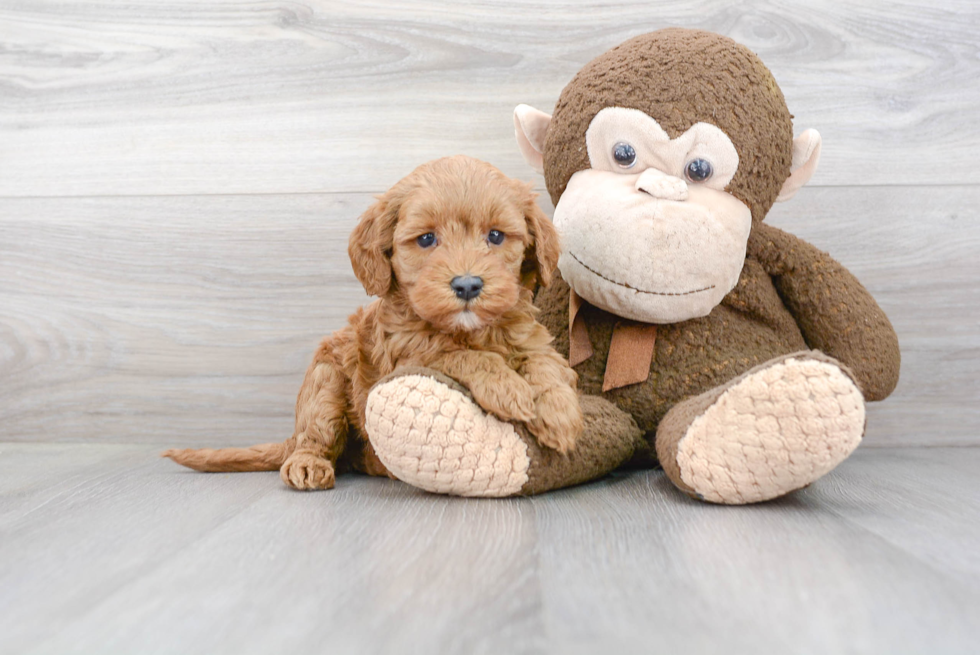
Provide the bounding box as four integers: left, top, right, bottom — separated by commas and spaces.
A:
544, 28, 794, 224
532, 28, 900, 460
163, 156, 583, 490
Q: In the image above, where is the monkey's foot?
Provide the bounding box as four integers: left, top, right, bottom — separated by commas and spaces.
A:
365, 368, 642, 497
655, 351, 865, 505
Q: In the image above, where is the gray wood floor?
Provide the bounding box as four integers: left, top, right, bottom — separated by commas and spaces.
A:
2, 2, 979, 653
1, 444, 978, 655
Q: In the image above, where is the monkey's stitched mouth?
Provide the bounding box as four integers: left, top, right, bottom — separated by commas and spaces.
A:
568, 251, 715, 297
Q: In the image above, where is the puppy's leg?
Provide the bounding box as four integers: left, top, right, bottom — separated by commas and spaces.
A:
434, 350, 535, 423
281, 341, 350, 491
517, 339, 584, 454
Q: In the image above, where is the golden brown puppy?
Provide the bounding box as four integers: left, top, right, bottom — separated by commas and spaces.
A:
163, 156, 582, 490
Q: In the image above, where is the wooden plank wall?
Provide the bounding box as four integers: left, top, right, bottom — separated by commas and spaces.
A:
2, 1, 978, 447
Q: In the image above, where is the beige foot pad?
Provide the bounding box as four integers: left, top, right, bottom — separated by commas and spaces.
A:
365, 374, 531, 497
660, 355, 865, 505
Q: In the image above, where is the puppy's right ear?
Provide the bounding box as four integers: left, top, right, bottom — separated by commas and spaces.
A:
348, 195, 399, 297
515, 181, 561, 289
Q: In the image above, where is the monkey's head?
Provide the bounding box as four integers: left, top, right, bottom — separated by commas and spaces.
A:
514, 28, 821, 323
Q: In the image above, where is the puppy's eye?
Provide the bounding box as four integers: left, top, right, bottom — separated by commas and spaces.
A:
487, 229, 505, 245
613, 142, 637, 168
685, 158, 713, 182
416, 233, 436, 248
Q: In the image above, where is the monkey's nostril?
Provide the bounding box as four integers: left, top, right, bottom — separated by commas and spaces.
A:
451, 275, 483, 301
635, 171, 688, 201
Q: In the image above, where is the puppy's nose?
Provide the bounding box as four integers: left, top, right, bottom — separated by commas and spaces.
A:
451, 275, 483, 301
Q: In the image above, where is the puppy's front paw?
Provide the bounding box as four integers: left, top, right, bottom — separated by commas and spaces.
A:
280, 451, 335, 490
527, 386, 583, 454
470, 372, 536, 423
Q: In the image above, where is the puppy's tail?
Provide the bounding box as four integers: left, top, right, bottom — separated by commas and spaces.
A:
161, 438, 295, 473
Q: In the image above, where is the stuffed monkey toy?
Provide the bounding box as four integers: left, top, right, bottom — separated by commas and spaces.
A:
364, 28, 900, 503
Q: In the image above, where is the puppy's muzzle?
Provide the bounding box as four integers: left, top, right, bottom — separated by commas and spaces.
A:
451, 275, 483, 301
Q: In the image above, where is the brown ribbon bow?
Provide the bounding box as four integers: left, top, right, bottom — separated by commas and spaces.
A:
568, 290, 658, 392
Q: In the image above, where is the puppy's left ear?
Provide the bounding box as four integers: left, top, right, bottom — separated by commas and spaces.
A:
516, 182, 561, 289
349, 193, 400, 297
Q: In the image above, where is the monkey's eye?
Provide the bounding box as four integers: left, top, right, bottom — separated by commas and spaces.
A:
416, 233, 436, 248
487, 229, 505, 245
612, 142, 637, 168
685, 158, 713, 182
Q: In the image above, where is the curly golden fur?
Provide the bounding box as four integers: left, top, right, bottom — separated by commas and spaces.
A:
163, 156, 583, 490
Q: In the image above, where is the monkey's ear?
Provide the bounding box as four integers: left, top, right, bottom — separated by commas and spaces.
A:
516, 183, 561, 289
776, 129, 822, 203
514, 104, 552, 175
348, 195, 399, 297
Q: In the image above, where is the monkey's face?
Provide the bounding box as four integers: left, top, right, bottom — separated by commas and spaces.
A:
553, 108, 752, 323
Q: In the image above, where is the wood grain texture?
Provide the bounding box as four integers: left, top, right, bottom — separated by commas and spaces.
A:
1, 443, 978, 654
1, 0, 979, 196
0, 194, 371, 444
2, 186, 976, 446
531, 452, 980, 655
766, 185, 980, 446
2, 4, 977, 653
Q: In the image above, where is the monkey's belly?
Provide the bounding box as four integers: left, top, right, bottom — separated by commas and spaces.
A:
535, 269, 808, 436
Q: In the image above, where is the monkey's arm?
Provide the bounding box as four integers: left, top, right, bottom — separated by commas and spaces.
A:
747, 222, 900, 401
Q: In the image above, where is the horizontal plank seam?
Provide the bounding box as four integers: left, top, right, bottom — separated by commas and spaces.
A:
0, 182, 978, 201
